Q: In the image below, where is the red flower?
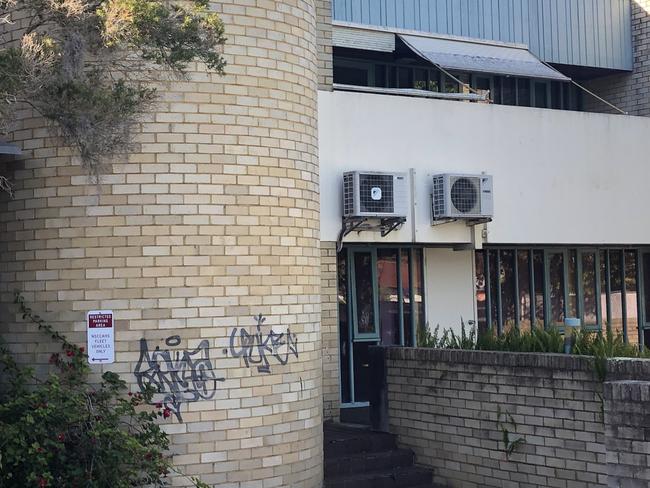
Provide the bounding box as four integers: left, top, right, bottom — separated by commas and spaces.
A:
38, 478, 48, 488
128, 392, 133, 397
66, 350, 74, 357
79, 347, 85, 353
155, 402, 163, 409
162, 408, 171, 419
57, 433, 65, 442
48, 354, 58, 364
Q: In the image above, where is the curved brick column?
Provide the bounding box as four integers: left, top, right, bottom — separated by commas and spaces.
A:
0, 1, 322, 486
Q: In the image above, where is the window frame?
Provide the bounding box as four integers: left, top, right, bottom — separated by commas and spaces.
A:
478, 246, 647, 346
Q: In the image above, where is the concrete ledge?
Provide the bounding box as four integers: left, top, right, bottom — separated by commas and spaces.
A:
384, 346, 650, 379
604, 380, 650, 402
384, 346, 594, 371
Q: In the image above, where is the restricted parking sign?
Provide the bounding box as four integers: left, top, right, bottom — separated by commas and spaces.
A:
87, 310, 115, 364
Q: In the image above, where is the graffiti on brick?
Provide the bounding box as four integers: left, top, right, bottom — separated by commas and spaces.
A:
226, 314, 299, 374
134, 335, 224, 421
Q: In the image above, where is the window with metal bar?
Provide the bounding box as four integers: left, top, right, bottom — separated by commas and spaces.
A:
475, 247, 644, 345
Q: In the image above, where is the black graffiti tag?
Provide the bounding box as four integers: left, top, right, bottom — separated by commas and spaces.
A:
228, 314, 299, 374
134, 335, 224, 422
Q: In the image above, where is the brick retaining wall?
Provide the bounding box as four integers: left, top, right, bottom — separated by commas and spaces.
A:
373, 347, 650, 488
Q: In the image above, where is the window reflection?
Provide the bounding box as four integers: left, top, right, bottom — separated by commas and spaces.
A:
474, 247, 643, 344
401, 250, 412, 346
412, 249, 425, 344
625, 251, 639, 345
377, 249, 400, 345
609, 250, 624, 338
567, 250, 578, 319
548, 252, 565, 325
475, 251, 488, 334
500, 250, 516, 331
488, 250, 499, 329
354, 252, 376, 334
533, 251, 545, 327
337, 251, 350, 404
600, 249, 608, 334
517, 250, 531, 331
332, 55, 581, 110
581, 252, 598, 326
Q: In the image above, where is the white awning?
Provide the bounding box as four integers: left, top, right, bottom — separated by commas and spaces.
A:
398, 34, 570, 82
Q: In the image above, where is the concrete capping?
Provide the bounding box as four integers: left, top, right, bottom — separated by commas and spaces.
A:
605, 357, 650, 380
383, 346, 650, 379
604, 380, 650, 402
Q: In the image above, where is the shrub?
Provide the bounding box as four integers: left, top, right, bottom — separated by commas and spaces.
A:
0, 294, 207, 488
419, 321, 650, 362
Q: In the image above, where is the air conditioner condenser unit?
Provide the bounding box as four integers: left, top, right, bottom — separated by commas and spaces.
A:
343, 171, 409, 218
432, 173, 493, 221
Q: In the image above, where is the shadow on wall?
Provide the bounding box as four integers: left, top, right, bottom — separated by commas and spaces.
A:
583, 0, 650, 116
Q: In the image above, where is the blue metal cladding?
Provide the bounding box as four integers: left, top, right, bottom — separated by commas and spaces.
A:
332, 0, 633, 71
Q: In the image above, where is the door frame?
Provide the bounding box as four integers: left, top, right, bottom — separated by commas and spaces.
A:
339, 245, 425, 408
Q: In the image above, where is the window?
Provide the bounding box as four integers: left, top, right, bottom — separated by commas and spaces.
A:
534, 81, 549, 108
502, 77, 516, 105
517, 78, 531, 106
397, 67, 413, 88
517, 250, 532, 331
443, 73, 460, 93
413, 68, 427, 90
334, 65, 369, 86
332, 54, 578, 111
476, 247, 643, 343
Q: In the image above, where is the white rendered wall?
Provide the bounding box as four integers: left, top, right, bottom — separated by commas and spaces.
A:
319, 90, 650, 246
424, 248, 476, 335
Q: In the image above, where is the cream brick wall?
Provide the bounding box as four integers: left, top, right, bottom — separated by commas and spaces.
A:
320, 241, 339, 421
316, 0, 333, 91
0, 1, 323, 487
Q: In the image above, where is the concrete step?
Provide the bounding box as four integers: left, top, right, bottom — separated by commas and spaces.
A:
325, 448, 414, 478
324, 466, 433, 488
324, 423, 397, 457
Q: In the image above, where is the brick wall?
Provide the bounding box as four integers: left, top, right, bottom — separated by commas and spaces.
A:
316, 0, 333, 90
584, 1, 650, 116
0, 1, 323, 486
604, 380, 650, 487
320, 241, 340, 420
379, 348, 650, 488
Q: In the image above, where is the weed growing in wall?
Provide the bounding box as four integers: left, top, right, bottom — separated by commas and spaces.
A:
495, 406, 526, 459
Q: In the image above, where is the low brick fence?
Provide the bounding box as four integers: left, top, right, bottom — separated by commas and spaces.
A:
369, 347, 650, 488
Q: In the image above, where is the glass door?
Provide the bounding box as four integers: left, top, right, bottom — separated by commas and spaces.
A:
347, 248, 379, 407
338, 247, 425, 408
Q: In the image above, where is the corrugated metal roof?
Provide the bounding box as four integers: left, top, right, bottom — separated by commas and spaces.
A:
333, 0, 633, 71
0, 143, 21, 156
333, 25, 395, 52
399, 34, 570, 82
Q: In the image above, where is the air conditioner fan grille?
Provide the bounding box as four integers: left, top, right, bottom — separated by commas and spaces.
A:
450, 177, 480, 214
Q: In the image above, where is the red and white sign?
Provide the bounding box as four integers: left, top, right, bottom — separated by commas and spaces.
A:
87, 310, 115, 364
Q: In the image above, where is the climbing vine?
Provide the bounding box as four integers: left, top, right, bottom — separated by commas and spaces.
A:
0, 293, 209, 488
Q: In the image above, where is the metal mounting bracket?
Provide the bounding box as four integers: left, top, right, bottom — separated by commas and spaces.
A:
336, 216, 407, 251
